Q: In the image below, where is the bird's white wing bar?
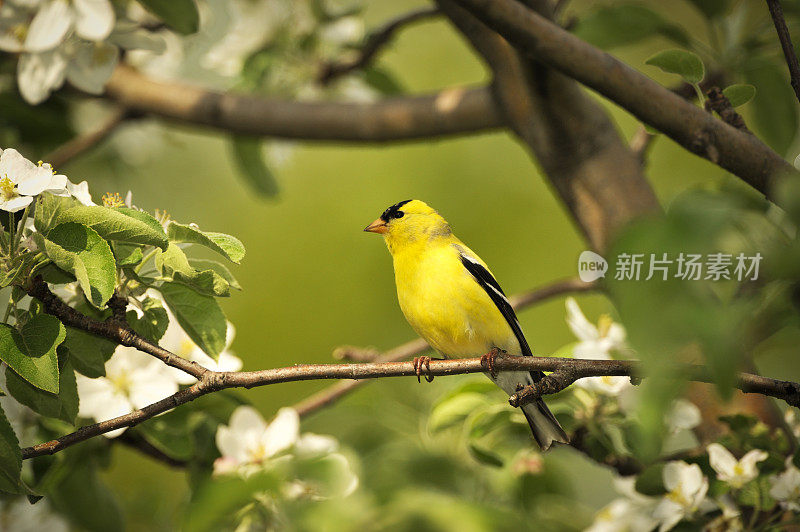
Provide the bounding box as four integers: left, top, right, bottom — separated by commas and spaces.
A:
456, 248, 533, 357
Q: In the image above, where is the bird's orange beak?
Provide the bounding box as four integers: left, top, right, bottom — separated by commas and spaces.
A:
364, 218, 388, 234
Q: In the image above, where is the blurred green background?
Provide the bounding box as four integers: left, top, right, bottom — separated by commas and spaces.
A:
57, 1, 740, 529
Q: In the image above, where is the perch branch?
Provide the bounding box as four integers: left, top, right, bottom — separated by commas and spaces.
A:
318, 7, 440, 83
766, 0, 800, 104
293, 277, 595, 417
21, 355, 800, 459
452, 0, 797, 198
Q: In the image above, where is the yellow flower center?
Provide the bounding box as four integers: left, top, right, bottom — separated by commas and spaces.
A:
11, 24, 27, 44
733, 464, 744, 477
666, 483, 690, 508
179, 338, 195, 358
597, 314, 613, 337
92, 43, 114, 65
102, 192, 125, 208
0, 177, 18, 202
109, 373, 133, 396
248, 442, 269, 463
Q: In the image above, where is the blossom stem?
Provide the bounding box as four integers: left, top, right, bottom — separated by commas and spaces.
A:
10, 204, 30, 257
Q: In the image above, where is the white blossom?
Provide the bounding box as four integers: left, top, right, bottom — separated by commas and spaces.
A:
586, 478, 657, 532
0, 498, 68, 532
214, 406, 300, 474
664, 399, 701, 433
707, 443, 767, 489
653, 461, 712, 531
0, 148, 67, 211
770, 458, 800, 511
566, 298, 630, 395
75, 346, 179, 438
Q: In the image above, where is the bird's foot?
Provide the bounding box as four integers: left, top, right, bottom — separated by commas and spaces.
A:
413, 356, 435, 383
481, 348, 504, 379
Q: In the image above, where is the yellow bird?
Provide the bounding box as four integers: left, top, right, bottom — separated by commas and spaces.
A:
365, 200, 568, 450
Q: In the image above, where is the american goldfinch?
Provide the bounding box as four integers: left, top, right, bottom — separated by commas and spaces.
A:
365, 200, 569, 450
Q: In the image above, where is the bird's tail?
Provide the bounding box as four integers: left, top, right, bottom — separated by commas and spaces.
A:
521, 398, 569, 451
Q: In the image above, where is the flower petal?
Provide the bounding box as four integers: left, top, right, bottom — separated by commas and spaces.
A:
262, 407, 299, 457
73, 0, 114, 41
65, 41, 118, 95
708, 443, 738, 479
24, 0, 72, 52
0, 196, 33, 212
565, 297, 599, 341
17, 49, 66, 104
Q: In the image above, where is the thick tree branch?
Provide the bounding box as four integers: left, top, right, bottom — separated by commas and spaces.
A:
21, 355, 800, 459
318, 7, 440, 84
438, 0, 660, 252
43, 107, 131, 169
766, 0, 800, 104
452, 0, 798, 199
103, 65, 501, 142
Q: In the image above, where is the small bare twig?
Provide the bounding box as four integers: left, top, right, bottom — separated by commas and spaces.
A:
318, 8, 440, 84
704, 87, 750, 132
43, 107, 131, 169
766, 0, 800, 104
26, 276, 207, 380
116, 431, 188, 468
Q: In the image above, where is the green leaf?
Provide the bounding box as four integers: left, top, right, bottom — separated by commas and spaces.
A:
645, 49, 705, 84
136, 0, 199, 34
686, 0, 729, 18
0, 404, 21, 494
49, 460, 125, 532
229, 136, 279, 198
0, 315, 65, 393
722, 84, 756, 107
137, 412, 193, 461
573, 5, 689, 49
63, 327, 116, 378
744, 59, 798, 155
737, 476, 775, 511
362, 67, 405, 95
126, 296, 169, 343
429, 393, 491, 433
189, 259, 242, 290
5, 360, 78, 424
57, 206, 168, 250
113, 243, 143, 267
0, 253, 35, 288
156, 244, 230, 297
158, 282, 226, 359
184, 471, 281, 532
36, 222, 116, 308
467, 442, 504, 467
635, 463, 666, 496
166, 221, 245, 264
34, 192, 76, 235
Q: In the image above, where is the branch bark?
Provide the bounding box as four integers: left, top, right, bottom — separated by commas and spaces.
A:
22, 354, 800, 460
766, 0, 800, 104
103, 65, 501, 142
437, 0, 659, 252
452, 0, 798, 199
293, 277, 594, 417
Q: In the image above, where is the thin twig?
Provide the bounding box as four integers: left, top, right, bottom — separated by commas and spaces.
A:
766, 0, 800, 104
116, 431, 188, 468
293, 277, 594, 417
43, 107, 131, 169
318, 7, 440, 84
21, 355, 800, 459
26, 276, 207, 380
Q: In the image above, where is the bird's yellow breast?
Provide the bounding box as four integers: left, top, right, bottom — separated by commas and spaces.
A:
391, 238, 519, 358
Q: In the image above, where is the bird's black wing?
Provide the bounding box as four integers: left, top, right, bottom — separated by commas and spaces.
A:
457, 250, 533, 357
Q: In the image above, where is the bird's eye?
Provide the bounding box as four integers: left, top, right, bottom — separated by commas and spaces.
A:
393, 211, 404, 219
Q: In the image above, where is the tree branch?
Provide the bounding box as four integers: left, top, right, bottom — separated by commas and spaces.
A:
103, 65, 501, 142
766, 0, 800, 104
318, 7, 441, 84
26, 276, 208, 380
43, 107, 131, 169
21, 354, 800, 459
452, 0, 798, 199
293, 277, 594, 417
